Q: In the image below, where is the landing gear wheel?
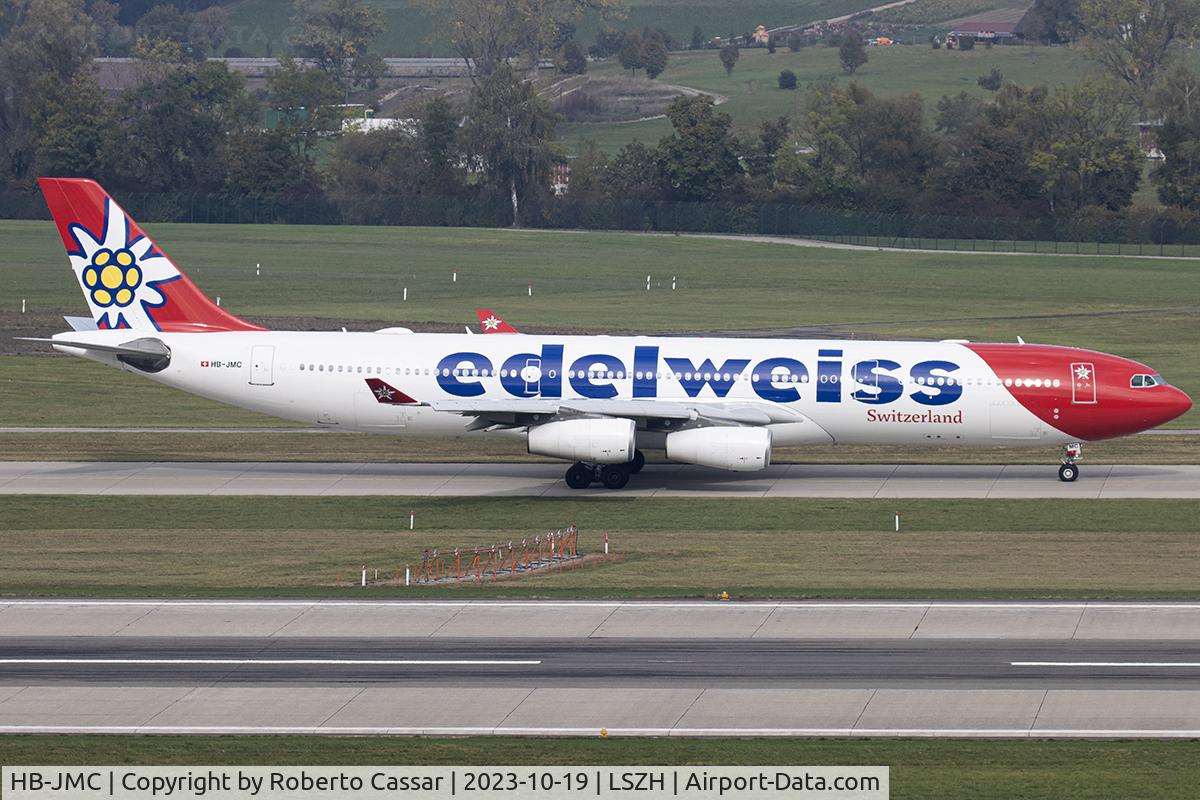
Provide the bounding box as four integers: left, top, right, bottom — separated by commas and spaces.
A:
1058, 463, 1079, 482
628, 450, 646, 474
565, 462, 592, 489
600, 464, 630, 490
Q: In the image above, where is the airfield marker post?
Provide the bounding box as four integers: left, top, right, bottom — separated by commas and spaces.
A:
405, 565, 410, 586
895, 512, 901, 533
527, 283, 532, 297
671, 277, 676, 290
409, 511, 414, 530
604, 532, 609, 556
21, 299, 25, 313
361, 566, 366, 587
403, 287, 408, 301
452, 271, 457, 283
255, 263, 260, 276
646, 274, 651, 291
216, 296, 221, 306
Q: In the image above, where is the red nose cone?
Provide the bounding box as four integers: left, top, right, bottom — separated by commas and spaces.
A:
1165, 386, 1193, 424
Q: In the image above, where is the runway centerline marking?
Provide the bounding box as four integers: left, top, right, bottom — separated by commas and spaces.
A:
0, 659, 542, 666
1012, 662, 1200, 667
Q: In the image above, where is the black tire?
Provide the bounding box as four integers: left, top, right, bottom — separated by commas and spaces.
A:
565, 462, 592, 489
1058, 463, 1079, 482
600, 464, 630, 490
628, 449, 646, 474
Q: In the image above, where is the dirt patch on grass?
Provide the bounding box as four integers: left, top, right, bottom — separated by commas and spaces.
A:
547, 76, 722, 124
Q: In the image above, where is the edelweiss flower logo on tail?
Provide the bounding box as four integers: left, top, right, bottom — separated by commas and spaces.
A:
67, 199, 179, 330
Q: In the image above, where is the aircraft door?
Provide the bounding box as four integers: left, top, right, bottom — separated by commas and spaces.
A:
1070, 362, 1096, 404
522, 357, 541, 395
250, 345, 274, 386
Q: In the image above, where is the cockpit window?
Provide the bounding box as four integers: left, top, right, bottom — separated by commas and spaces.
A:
1131, 374, 1162, 388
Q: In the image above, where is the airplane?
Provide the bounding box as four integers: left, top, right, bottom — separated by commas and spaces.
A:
25, 178, 1193, 490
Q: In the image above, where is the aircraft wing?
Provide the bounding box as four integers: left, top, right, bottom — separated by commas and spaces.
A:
425, 397, 801, 427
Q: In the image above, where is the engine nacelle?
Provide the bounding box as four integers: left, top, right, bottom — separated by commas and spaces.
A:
665, 426, 772, 471
527, 418, 635, 463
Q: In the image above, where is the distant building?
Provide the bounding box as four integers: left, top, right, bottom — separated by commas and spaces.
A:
752, 25, 770, 45
947, 21, 1024, 46
1136, 120, 1164, 160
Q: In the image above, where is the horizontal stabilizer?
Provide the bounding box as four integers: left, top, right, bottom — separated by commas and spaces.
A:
63, 316, 98, 332
17, 336, 168, 358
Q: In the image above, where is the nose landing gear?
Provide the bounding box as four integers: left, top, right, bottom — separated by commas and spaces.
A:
1058, 443, 1082, 482
564, 450, 644, 490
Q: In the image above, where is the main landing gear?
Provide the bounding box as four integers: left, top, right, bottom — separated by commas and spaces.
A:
1058, 442, 1082, 482
565, 451, 645, 490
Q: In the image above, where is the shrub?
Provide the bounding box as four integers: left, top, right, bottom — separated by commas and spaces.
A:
778, 69, 797, 90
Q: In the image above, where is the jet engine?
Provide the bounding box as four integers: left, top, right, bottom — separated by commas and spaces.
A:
665, 426, 771, 471
527, 418, 635, 463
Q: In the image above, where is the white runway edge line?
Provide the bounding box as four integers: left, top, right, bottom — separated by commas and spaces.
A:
10, 600, 1200, 608
0, 659, 541, 666
1012, 662, 1200, 667
3, 725, 1200, 738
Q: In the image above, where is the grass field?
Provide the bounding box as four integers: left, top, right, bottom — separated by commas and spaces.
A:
2, 496, 1197, 598
559, 45, 1096, 151
3, 220, 1197, 431
2, 736, 1200, 800
220, 0, 884, 58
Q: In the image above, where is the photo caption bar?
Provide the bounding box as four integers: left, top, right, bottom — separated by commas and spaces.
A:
4, 767, 888, 800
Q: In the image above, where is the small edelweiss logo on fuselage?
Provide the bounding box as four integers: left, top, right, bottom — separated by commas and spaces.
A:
67, 199, 179, 330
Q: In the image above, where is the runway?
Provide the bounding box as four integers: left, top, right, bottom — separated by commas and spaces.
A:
4, 600, 1200, 736
3, 461, 1199, 497
4, 637, 1200, 689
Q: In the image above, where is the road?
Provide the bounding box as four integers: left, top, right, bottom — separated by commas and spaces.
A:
2, 461, 1198, 497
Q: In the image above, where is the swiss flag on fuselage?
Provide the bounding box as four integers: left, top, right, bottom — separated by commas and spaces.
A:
365, 378, 418, 404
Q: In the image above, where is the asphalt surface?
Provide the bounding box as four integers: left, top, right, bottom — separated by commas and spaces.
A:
3, 461, 1199, 497
5, 601, 1200, 736
3, 637, 1200, 690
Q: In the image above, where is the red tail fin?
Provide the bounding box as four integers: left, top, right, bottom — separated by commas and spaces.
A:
476, 308, 519, 333
39, 178, 264, 333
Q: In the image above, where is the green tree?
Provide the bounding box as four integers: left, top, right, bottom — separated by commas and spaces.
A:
590, 29, 624, 58
1027, 0, 1081, 43
1151, 65, 1200, 207
618, 31, 642, 73
419, 0, 625, 78
329, 126, 424, 196
656, 94, 742, 200
839, 34, 867, 75
462, 64, 558, 224
0, 0, 98, 187
690, 25, 705, 50
223, 129, 323, 199
290, 0, 386, 98
108, 59, 259, 193
719, 42, 738, 75
640, 33, 668, 78
566, 140, 610, 197
28, 72, 114, 180
558, 37, 587, 73
978, 67, 1003, 91
419, 94, 461, 188
778, 69, 797, 90
1027, 81, 1143, 213
267, 55, 343, 159
607, 140, 660, 200
1078, 0, 1200, 121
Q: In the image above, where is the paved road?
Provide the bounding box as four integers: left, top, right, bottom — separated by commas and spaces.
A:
5, 601, 1200, 736
2, 461, 1198, 497
3, 637, 1200, 689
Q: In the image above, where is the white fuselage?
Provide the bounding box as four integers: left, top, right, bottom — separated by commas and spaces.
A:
58, 329, 1070, 448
